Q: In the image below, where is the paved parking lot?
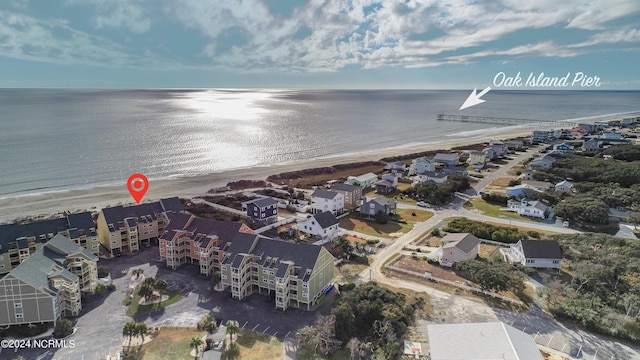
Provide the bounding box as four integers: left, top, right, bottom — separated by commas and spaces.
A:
15, 245, 334, 360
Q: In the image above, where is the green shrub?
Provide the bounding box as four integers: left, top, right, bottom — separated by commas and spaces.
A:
53, 319, 73, 338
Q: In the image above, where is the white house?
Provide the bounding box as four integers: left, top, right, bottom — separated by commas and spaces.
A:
502, 239, 562, 269
346, 172, 378, 188
409, 157, 436, 175
439, 233, 481, 267
554, 180, 573, 193
530, 154, 557, 169
297, 211, 339, 241
507, 199, 554, 219
413, 171, 448, 184
310, 189, 344, 215
467, 151, 487, 169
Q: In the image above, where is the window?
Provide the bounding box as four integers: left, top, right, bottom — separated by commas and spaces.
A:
553, 260, 560, 264
263, 279, 268, 283
263, 269, 268, 274
14, 303, 22, 308
222, 265, 227, 271
302, 283, 308, 288
302, 293, 308, 298
222, 275, 227, 280
15, 313, 23, 318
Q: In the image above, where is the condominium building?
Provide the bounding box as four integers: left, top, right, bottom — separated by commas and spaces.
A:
96, 197, 183, 256
0, 234, 98, 327
221, 234, 334, 311
0, 212, 98, 276
159, 213, 255, 276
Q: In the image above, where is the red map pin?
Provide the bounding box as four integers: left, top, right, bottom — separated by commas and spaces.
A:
127, 174, 149, 204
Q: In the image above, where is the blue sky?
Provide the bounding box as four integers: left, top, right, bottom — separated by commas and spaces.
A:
1, 0, 639, 89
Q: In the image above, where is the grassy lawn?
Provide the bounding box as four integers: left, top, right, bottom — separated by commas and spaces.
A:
126, 289, 184, 317
395, 208, 434, 223
124, 327, 205, 360
339, 214, 410, 238
297, 347, 350, 360
234, 329, 282, 360
334, 263, 368, 283
469, 199, 539, 222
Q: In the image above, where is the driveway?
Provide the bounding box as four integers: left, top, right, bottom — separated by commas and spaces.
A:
16, 246, 333, 360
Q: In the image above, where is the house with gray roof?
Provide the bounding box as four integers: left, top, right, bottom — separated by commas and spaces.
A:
0, 234, 98, 327
427, 322, 543, 360
96, 197, 184, 256
375, 173, 398, 194
330, 183, 362, 210
439, 233, 481, 267
0, 212, 99, 276
245, 197, 279, 224
346, 172, 378, 188
507, 199, 554, 219
434, 153, 460, 167
298, 211, 339, 241
310, 189, 344, 215
220, 234, 334, 310
502, 239, 562, 269
360, 196, 397, 217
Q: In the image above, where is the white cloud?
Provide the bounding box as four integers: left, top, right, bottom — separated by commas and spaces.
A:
570, 28, 640, 47
66, 0, 151, 33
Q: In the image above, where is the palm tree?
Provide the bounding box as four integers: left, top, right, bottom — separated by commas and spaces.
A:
138, 283, 154, 301
135, 322, 148, 347
132, 269, 143, 279
190, 336, 204, 359
226, 320, 239, 344
155, 279, 168, 292
123, 321, 137, 349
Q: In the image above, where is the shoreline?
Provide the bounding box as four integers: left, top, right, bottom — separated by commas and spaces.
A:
0, 128, 532, 223
1, 109, 637, 224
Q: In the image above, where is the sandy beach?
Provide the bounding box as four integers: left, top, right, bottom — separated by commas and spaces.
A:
0, 127, 539, 224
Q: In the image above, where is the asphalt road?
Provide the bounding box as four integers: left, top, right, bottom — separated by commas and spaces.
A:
358, 148, 640, 360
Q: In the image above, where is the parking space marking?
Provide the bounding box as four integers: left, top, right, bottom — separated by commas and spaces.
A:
242, 321, 248, 328
273, 331, 278, 337
252, 324, 260, 331
263, 326, 270, 333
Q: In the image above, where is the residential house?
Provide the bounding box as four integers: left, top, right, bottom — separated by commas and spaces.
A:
530, 154, 557, 169
467, 151, 487, 169
502, 239, 562, 269
531, 130, 555, 143
434, 153, 459, 167
505, 184, 531, 198
385, 161, 407, 175
409, 157, 436, 175
521, 180, 554, 192
360, 196, 397, 217
581, 138, 600, 153
483, 147, 497, 160
554, 180, 573, 193
602, 132, 623, 141
330, 183, 362, 210
310, 189, 344, 215
577, 123, 596, 133
413, 171, 448, 184
489, 140, 508, 155
298, 211, 339, 241
506, 140, 524, 150
0, 234, 98, 327
551, 142, 574, 154
570, 125, 589, 136
159, 213, 254, 276
427, 322, 543, 360
443, 166, 469, 177
96, 197, 184, 256
346, 172, 378, 188
245, 197, 279, 225
622, 117, 638, 126
439, 233, 481, 267
0, 212, 99, 276
220, 234, 335, 310
518, 169, 536, 180
375, 173, 398, 194
507, 199, 554, 219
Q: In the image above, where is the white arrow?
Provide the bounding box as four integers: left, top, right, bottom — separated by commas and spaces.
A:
459, 86, 491, 110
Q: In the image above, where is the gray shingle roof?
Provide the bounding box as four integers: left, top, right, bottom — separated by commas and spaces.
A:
370, 196, 395, 207
441, 233, 480, 254
519, 240, 562, 259
311, 189, 340, 200
250, 197, 279, 208
313, 211, 338, 229
162, 213, 244, 249
102, 197, 182, 226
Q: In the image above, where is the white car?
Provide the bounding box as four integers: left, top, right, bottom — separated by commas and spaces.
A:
416, 202, 428, 208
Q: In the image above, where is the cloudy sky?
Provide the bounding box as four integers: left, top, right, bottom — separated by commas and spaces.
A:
1, 0, 639, 89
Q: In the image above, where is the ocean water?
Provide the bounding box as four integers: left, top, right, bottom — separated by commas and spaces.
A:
0, 89, 639, 198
